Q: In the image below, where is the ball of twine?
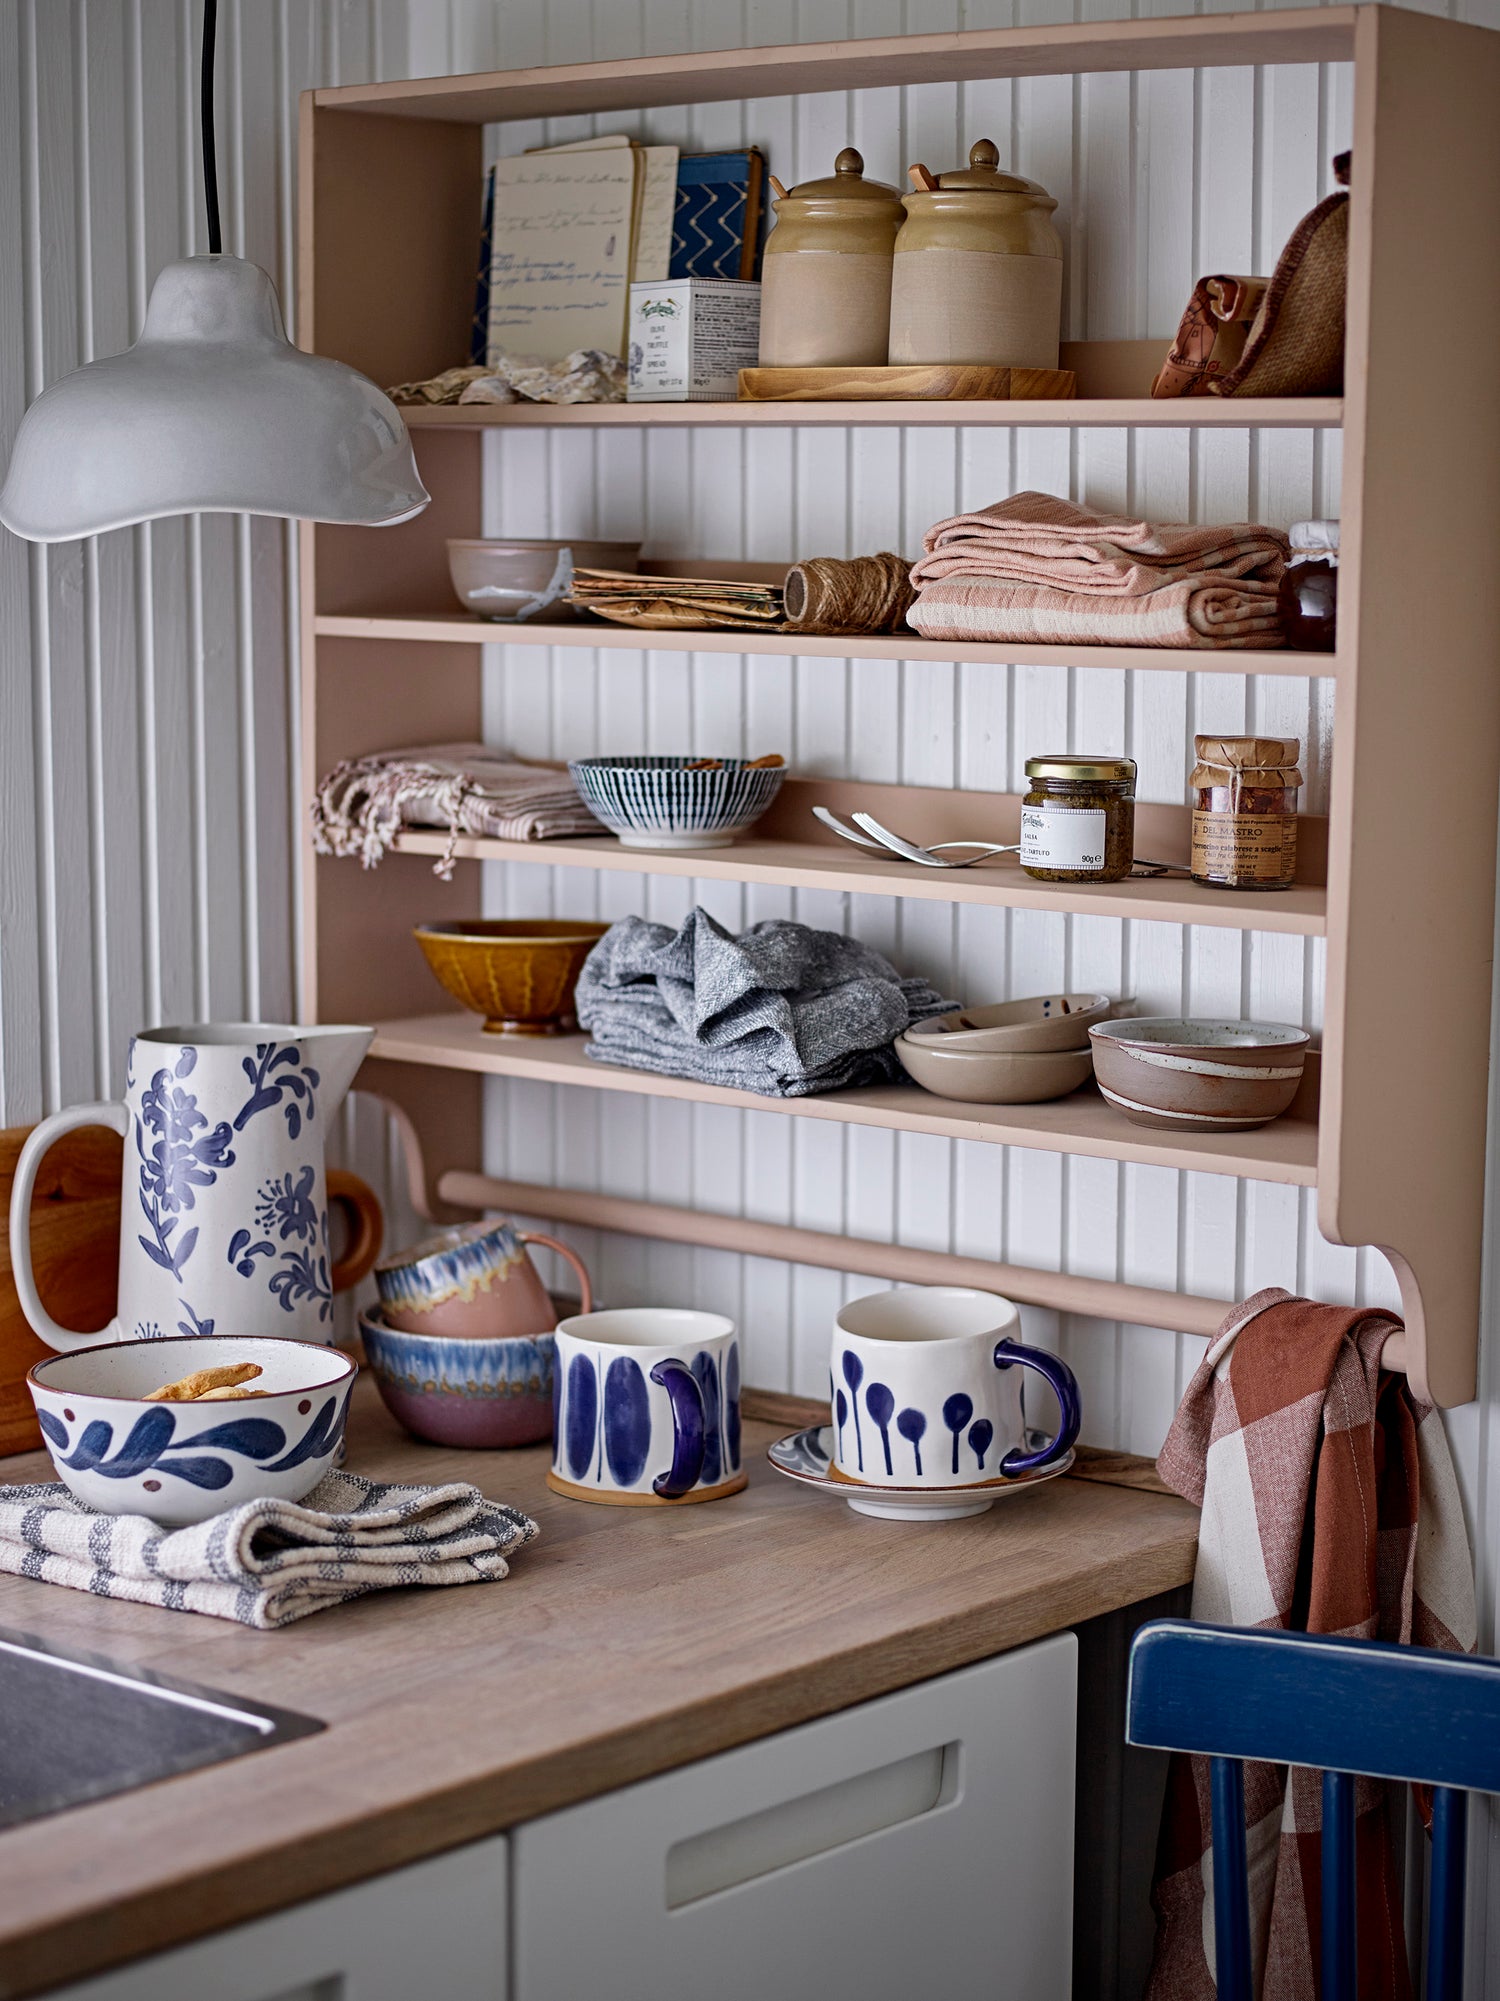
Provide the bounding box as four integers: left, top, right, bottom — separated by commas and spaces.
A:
782, 552, 916, 634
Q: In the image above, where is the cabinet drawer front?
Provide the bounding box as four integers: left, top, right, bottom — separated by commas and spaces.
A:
512, 1634, 1076, 2001
49, 1836, 508, 2001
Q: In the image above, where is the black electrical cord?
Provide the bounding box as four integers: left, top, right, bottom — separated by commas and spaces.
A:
200, 0, 222, 254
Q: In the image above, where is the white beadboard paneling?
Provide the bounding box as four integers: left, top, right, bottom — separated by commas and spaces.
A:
0, 0, 417, 1312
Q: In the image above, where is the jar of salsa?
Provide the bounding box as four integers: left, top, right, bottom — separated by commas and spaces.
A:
1020, 755, 1136, 882
1190, 735, 1301, 891
1277, 519, 1338, 652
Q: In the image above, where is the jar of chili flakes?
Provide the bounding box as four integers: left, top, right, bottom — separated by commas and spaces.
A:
1190, 735, 1301, 891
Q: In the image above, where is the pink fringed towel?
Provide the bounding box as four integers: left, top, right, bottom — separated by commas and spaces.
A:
906, 491, 1288, 649
1147, 1288, 1476, 2001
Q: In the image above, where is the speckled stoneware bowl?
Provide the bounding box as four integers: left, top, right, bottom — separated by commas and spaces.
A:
902, 992, 1113, 1055
1089, 1017, 1310, 1132
568, 756, 785, 850
414, 918, 609, 1035
28, 1336, 357, 1526
359, 1307, 555, 1449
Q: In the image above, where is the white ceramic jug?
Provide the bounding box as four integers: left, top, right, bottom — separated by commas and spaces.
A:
9, 1023, 377, 1350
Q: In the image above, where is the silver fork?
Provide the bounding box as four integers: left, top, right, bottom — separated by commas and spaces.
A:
853, 812, 1019, 870
814, 805, 1188, 877
812, 806, 1018, 868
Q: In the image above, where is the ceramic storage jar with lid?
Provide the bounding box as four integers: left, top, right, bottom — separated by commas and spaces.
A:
888, 140, 1064, 370
757, 148, 905, 368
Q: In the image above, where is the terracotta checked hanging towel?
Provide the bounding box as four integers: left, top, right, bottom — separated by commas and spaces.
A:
1147, 1287, 1476, 2001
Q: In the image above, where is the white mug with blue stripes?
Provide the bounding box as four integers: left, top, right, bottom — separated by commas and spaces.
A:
548, 1308, 745, 1506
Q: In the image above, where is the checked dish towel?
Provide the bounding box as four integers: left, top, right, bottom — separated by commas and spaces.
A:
0, 1470, 539, 1629
1147, 1288, 1476, 2000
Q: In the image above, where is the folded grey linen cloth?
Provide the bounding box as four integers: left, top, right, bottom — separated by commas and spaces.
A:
576, 907, 957, 1096
0, 1470, 539, 1630
311, 740, 605, 881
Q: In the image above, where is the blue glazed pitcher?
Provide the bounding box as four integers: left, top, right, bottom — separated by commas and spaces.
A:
9, 1022, 379, 1350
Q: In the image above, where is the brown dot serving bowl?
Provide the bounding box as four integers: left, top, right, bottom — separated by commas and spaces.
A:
1088, 1017, 1310, 1132
414, 918, 609, 1035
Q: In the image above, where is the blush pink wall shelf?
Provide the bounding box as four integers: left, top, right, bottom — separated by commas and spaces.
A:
299, 3, 1500, 1405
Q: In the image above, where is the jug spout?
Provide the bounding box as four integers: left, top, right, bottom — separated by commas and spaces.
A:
300, 1025, 375, 1112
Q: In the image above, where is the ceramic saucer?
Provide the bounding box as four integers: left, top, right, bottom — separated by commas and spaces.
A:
767, 1425, 1075, 1521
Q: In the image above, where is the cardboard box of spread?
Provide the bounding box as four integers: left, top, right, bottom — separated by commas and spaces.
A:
627, 279, 761, 402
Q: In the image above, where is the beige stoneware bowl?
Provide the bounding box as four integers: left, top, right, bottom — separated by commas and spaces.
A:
1088, 1017, 1310, 1132
447, 538, 642, 622
903, 992, 1113, 1055
895, 1035, 1094, 1104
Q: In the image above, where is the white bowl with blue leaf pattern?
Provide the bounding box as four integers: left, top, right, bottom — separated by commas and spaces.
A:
28, 1336, 357, 1525
568, 756, 785, 850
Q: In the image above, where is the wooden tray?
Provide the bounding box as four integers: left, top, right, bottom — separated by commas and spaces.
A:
737, 363, 1077, 402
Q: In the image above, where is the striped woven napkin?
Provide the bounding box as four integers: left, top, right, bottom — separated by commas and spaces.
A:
0, 1471, 539, 1630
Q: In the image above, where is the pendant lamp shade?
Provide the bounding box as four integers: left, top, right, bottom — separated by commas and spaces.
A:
0, 257, 429, 543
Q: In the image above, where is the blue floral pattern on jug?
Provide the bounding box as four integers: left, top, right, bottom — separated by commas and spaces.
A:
128, 1034, 333, 1325
233, 1042, 321, 1140
133, 1046, 236, 1282
34, 1385, 349, 1493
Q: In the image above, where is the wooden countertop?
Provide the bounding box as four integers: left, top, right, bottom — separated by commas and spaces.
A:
0, 1381, 1197, 1998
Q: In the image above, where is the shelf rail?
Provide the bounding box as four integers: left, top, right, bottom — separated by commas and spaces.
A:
435, 1169, 1405, 1373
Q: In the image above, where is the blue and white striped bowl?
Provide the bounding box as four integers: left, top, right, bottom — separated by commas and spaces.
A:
568, 756, 784, 850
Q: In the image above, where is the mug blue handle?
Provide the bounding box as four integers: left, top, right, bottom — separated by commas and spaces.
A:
650, 1359, 707, 1499
992, 1338, 1082, 1475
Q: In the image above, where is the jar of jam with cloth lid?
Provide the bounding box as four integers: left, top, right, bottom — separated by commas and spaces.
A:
1190, 735, 1301, 891
1277, 520, 1338, 652
1021, 755, 1136, 882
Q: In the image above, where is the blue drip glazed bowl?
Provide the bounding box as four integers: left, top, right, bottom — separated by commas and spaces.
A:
568, 755, 784, 850
359, 1307, 555, 1450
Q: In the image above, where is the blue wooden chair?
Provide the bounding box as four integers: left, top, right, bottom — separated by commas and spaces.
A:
1126, 1619, 1500, 2001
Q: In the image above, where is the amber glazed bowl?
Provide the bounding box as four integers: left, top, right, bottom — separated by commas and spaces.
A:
415, 919, 609, 1035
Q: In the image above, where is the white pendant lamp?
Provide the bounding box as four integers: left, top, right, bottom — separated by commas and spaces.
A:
0, 3, 428, 544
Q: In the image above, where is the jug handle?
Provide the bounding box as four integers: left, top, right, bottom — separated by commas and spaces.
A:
518, 1231, 594, 1316
9, 1104, 128, 1352
327, 1171, 384, 1293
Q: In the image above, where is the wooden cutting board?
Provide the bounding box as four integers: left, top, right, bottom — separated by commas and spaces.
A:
0, 1123, 122, 1456
737, 362, 1077, 402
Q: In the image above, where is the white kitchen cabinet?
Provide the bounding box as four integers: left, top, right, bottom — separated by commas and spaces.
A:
48, 1834, 508, 2001
512, 1632, 1077, 2001
45, 1637, 1075, 2001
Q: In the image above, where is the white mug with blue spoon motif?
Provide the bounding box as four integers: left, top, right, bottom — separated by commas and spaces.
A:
832, 1287, 1080, 1493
